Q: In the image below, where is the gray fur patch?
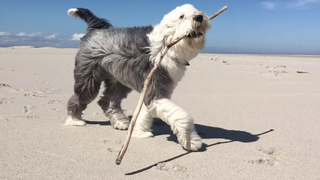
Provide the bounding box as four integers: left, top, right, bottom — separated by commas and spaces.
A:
79, 26, 175, 105
67, 25, 175, 120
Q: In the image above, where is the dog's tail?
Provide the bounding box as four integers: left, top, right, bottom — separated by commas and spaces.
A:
67, 8, 112, 31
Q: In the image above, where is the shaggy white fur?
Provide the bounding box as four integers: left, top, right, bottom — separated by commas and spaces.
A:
132, 4, 209, 151
132, 104, 154, 138
67, 8, 78, 18
149, 98, 202, 151
65, 116, 86, 126
148, 4, 210, 84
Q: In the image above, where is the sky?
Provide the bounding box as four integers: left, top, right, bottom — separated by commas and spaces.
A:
0, 0, 319, 55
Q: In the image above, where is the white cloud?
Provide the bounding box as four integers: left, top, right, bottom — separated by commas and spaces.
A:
28, 32, 42, 37
0, 31, 82, 48
71, 33, 85, 41
16, 32, 28, 36
45, 33, 58, 40
287, 0, 320, 8
262, 2, 277, 9
16, 32, 43, 37
0, 31, 11, 36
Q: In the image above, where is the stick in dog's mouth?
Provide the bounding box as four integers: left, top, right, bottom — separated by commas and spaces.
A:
187, 31, 203, 38
115, 5, 228, 166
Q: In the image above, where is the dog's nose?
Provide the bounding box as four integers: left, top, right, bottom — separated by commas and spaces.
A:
194, 15, 203, 23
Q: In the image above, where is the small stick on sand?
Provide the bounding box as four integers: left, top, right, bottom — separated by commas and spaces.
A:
115, 6, 228, 165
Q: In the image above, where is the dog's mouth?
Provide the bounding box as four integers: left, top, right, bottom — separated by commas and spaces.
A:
187, 31, 203, 38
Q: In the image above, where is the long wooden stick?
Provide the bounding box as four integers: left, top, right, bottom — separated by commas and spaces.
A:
209, 6, 228, 20
115, 35, 186, 165
115, 6, 228, 165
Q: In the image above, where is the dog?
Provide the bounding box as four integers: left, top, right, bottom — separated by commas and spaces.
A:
65, 4, 211, 151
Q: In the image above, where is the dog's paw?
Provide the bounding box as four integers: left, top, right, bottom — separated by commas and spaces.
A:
64, 116, 86, 126
112, 120, 129, 130
178, 131, 202, 151
107, 110, 130, 130
132, 129, 154, 138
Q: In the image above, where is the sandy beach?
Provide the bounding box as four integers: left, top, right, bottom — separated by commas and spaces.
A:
0, 47, 319, 180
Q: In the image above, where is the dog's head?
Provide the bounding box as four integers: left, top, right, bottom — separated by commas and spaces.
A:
148, 4, 211, 61
163, 4, 211, 50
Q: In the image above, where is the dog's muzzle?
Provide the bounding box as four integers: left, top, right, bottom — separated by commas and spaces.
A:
193, 15, 203, 23
187, 31, 203, 38
187, 15, 205, 38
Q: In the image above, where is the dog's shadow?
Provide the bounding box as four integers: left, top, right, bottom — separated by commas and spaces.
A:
125, 116, 274, 175
84, 120, 111, 126
85, 116, 268, 146
84, 116, 274, 175
151, 117, 260, 146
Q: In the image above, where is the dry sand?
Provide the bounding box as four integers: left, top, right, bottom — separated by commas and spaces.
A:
0, 47, 319, 180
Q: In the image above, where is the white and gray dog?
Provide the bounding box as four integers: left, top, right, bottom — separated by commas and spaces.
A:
65, 4, 211, 151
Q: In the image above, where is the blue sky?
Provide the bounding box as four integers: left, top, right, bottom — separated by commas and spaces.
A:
0, 0, 319, 55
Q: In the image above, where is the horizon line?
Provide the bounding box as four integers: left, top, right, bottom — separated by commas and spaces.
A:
1, 45, 319, 56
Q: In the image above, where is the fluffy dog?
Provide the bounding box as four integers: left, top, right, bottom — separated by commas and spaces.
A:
65, 4, 211, 151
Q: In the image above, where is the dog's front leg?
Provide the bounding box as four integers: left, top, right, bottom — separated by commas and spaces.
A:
132, 104, 154, 138
149, 98, 202, 151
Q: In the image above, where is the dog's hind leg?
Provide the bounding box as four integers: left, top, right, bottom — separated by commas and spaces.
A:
65, 62, 102, 126
65, 94, 88, 126
97, 80, 132, 130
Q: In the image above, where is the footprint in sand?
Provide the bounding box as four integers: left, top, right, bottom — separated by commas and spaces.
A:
19, 105, 38, 119
248, 158, 277, 166
260, 69, 288, 77
114, 140, 122, 145
47, 100, 61, 104
0, 97, 9, 104
103, 139, 122, 145
0, 83, 24, 92
248, 147, 280, 166
103, 139, 123, 153
265, 65, 287, 69
210, 57, 219, 61
24, 90, 52, 98
0, 84, 52, 98
49, 108, 61, 112
269, 70, 288, 77
0, 83, 17, 93
0, 83, 11, 88
155, 162, 187, 173
246, 63, 264, 66
107, 147, 120, 153
24, 93, 46, 98
33, 91, 48, 97
23, 105, 33, 115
